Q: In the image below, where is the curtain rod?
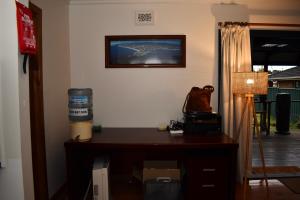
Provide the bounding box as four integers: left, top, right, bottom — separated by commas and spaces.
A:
218, 22, 300, 28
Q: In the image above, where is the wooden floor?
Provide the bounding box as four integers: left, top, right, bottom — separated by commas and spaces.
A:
236, 179, 300, 200
252, 131, 300, 168
248, 131, 300, 199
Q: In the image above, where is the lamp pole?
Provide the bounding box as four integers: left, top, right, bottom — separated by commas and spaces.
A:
238, 94, 269, 200
251, 94, 269, 192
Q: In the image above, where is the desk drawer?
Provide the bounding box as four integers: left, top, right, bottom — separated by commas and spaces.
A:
187, 156, 229, 176
191, 183, 228, 199
185, 156, 230, 200
186, 180, 228, 200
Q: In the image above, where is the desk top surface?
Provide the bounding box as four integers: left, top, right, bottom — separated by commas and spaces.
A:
65, 128, 238, 149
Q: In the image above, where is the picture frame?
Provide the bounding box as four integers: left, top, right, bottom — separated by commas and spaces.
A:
105, 35, 186, 68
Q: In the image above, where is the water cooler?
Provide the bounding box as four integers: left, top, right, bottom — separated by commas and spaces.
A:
68, 88, 93, 141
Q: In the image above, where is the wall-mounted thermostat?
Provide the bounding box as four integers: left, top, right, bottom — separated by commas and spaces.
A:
135, 10, 154, 25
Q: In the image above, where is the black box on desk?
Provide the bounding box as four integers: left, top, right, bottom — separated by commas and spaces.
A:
183, 112, 222, 135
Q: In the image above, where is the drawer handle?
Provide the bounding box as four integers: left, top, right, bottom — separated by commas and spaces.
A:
202, 168, 216, 172
202, 184, 215, 188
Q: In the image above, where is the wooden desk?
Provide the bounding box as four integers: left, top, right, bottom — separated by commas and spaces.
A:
65, 128, 238, 200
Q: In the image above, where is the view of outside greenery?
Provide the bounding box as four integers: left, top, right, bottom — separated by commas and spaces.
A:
253, 65, 300, 135
256, 115, 300, 133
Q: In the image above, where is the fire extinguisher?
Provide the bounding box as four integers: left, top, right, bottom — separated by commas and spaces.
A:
16, 1, 37, 73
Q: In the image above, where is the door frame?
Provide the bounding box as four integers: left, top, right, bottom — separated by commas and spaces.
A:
29, 2, 49, 199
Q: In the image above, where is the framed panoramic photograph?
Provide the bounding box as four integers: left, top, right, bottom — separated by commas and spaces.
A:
105, 35, 186, 68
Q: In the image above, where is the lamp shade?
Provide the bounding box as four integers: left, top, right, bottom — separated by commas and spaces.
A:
232, 72, 268, 95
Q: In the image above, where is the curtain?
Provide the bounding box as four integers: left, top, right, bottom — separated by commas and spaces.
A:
220, 24, 252, 182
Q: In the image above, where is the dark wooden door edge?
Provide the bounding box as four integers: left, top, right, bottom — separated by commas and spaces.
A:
29, 2, 49, 199
50, 182, 67, 200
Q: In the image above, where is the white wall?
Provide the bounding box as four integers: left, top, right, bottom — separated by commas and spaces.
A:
30, 0, 71, 197
69, 0, 300, 128
0, 0, 34, 199
0, 0, 5, 168
70, 2, 218, 127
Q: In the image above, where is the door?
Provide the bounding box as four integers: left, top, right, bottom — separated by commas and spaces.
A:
29, 2, 49, 199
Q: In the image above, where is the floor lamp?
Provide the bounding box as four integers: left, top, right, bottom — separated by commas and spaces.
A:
232, 72, 269, 199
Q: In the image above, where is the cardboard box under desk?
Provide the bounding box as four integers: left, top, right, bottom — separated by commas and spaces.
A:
142, 160, 180, 182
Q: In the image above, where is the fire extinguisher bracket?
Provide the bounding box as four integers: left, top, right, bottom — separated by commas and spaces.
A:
23, 54, 29, 73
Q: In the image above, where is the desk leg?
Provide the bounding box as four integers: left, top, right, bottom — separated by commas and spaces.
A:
65, 146, 93, 200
